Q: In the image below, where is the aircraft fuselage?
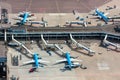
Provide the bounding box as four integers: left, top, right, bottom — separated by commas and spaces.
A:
33, 53, 39, 68
95, 9, 109, 23
21, 12, 29, 24
66, 53, 72, 69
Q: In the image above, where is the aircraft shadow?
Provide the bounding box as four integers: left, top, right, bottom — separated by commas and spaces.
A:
8, 45, 33, 59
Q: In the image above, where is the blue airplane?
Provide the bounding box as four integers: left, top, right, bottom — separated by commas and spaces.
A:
95, 9, 120, 24
95, 9, 109, 24
14, 11, 35, 25
20, 12, 29, 25
23, 53, 49, 69
55, 52, 82, 70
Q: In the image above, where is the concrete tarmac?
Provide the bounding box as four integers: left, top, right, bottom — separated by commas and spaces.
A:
0, 0, 111, 13
7, 40, 120, 80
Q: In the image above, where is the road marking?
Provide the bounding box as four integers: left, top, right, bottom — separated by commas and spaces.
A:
78, 0, 91, 11
97, 62, 110, 70
55, 0, 60, 13
28, 0, 32, 11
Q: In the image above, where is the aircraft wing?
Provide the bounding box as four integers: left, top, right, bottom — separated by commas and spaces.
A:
104, 13, 109, 16
13, 17, 23, 20
38, 60, 50, 64
26, 17, 36, 21
23, 60, 35, 65
18, 12, 24, 15
71, 58, 82, 62
108, 16, 120, 19
96, 15, 102, 19
55, 59, 67, 64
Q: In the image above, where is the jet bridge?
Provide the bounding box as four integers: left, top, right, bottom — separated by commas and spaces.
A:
41, 34, 56, 49
12, 35, 33, 55
41, 34, 65, 54
54, 44, 65, 54
103, 35, 120, 50
70, 34, 95, 55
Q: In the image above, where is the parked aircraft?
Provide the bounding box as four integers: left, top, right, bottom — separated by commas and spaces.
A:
14, 11, 48, 27
55, 52, 82, 70
13, 11, 36, 25
12, 35, 50, 70
66, 10, 87, 27
94, 9, 120, 24
103, 35, 120, 50
95, 9, 109, 24
23, 53, 49, 69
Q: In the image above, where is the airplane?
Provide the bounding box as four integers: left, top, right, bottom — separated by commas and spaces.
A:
94, 9, 120, 24
95, 9, 109, 24
23, 53, 50, 70
102, 35, 120, 50
65, 10, 87, 27
11, 35, 50, 71
70, 34, 95, 56
14, 11, 48, 27
55, 52, 82, 70
13, 11, 36, 25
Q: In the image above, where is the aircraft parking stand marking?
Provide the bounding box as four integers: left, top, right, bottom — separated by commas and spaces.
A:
97, 62, 110, 70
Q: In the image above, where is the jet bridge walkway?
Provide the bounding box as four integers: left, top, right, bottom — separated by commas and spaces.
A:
12, 35, 33, 55
103, 35, 120, 49
70, 34, 95, 55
